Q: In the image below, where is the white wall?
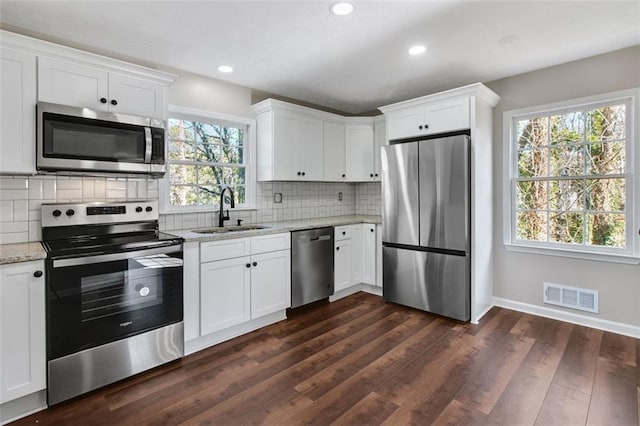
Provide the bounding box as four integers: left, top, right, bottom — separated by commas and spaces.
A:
485, 45, 640, 329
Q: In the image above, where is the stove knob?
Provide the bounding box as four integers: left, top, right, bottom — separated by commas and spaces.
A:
136, 206, 143, 213
66, 209, 75, 217
52, 209, 62, 217
145, 206, 153, 212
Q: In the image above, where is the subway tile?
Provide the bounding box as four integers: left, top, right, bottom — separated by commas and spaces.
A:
0, 221, 29, 233
0, 231, 29, 244
0, 177, 28, 189
28, 179, 43, 200
94, 180, 106, 199
57, 189, 83, 201
0, 188, 28, 200
56, 178, 82, 190
0, 201, 13, 222
13, 200, 28, 221
28, 221, 42, 242
82, 179, 95, 200
43, 180, 57, 200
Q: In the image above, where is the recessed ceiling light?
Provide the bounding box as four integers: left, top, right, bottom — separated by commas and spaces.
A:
408, 45, 427, 56
330, 2, 354, 16
217, 65, 233, 73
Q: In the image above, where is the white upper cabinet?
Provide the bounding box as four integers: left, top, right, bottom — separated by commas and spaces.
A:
254, 101, 324, 181
373, 118, 386, 179
0, 46, 36, 175
38, 57, 165, 118
385, 97, 470, 140
323, 121, 346, 181
346, 125, 375, 181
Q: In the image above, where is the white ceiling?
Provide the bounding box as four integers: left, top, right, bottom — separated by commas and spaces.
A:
1, 1, 639, 114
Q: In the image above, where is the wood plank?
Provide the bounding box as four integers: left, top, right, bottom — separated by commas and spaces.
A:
599, 331, 637, 367
551, 325, 602, 394
431, 399, 489, 426
510, 312, 549, 339
486, 320, 574, 425
454, 333, 535, 414
330, 392, 399, 426
534, 383, 590, 425
586, 357, 637, 425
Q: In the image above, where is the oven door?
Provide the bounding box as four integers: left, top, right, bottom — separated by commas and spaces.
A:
47, 244, 183, 361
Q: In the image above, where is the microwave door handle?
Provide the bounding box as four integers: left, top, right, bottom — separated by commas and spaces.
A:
144, 127, 152, 163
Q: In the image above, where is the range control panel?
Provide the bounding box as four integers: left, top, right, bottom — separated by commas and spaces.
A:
42, 200, 158, 227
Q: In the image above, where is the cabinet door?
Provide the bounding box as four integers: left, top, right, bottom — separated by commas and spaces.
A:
334, 239, 352, 292
323, 121, 346, 181
200, 256, 251, 335
37, 57, 108, 110
346, 125, 374, 181
386, 105, 424, 140
375, 224, 383, 287
108, 73, 165, 118
424, 98, 470, 135
0, 47, 36, 174
362, 224, 376, 285
0, 261, 45, 404
272, 110, 300, 180
350, 225, 362, 285
251, 250, 291, 319
373, 120, 386, 182
299, 115, 324, 180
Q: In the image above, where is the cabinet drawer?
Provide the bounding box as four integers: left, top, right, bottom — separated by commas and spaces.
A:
201, 237, 251, 263
251, 232, 290, 254
334, 225, 351, 241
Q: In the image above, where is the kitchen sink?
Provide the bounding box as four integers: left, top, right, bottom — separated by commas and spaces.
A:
192, 225, 270, 234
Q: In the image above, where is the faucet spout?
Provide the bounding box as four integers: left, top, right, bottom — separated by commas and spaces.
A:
218, 185, 235, 227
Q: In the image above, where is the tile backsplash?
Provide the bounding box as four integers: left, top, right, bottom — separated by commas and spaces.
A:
0, 177, 381, 243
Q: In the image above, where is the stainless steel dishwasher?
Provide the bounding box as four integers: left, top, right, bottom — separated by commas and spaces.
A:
291, 227, 335, 308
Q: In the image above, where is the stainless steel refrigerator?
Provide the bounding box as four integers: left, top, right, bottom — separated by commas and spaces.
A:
381, 134, 470, 321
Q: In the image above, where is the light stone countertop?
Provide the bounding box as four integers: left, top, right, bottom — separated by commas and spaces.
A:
0, 242, 47, 265
169, 215, 382, 243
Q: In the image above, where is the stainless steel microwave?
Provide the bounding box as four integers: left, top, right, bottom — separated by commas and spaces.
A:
37, 102, 166, 176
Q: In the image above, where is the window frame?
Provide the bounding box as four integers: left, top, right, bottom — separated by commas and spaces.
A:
159, 105, 257, 214
502, 88, 639, 264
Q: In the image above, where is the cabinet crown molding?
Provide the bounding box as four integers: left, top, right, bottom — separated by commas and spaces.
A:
252, 98, 382, 123
378, 82, 501, 113
0, 30, 177, 86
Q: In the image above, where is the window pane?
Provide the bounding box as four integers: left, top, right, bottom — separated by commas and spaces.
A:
170, 185, 198, 206
516, 117, 548, 150
585, 178, 625, 212
223, 167, 246, 185
586, 141, 625, 175
198, 186, 219, 206
221, 127, 244, 147
198, 166, 222, 186
518, 149, 548, 178
586, 105, 625, 142
195, 144, 221, 163
549, 180, 584, 211
549, 212, 583, 244
168, 120, 194, 141
195, 123, 221, 144
233, 186, 246, 204
516, 211, 548, 242
169, 164, 197, 184
516, 180, 547, 210
586, 213, 625, 247
168, 141, 196, 161
549, 145, 584, 177
221, 145, 244, 164
550, 112, 584, 145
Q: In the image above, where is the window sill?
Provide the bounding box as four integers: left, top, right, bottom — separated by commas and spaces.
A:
159, 206, 257, 215
503, 243, 640, 265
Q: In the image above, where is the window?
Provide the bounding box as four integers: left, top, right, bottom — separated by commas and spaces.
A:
504, 89, 638, 262
161, 106, 256, 212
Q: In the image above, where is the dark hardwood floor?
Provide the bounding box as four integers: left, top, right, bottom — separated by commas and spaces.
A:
13, 292, 639, 425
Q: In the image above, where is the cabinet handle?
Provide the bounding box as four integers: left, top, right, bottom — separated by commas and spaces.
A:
252, 261, 258, 267
246, 263, 251, 268
111, 99, 118, 106
33, 270, 43, 278
336, 247, 340, 251
100, 97, 107, 104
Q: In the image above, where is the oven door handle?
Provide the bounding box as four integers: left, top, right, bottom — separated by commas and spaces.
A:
52, 245, 183, 268
144, 127, 152, 163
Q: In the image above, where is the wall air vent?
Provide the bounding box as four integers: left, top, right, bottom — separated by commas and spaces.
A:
543, 282, 599, 314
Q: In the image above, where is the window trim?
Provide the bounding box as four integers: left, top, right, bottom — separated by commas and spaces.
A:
159, 105, 257, 214
502, 88, 640, 264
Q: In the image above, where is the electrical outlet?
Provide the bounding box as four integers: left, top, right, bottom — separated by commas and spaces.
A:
274, 193, 282, 203
338, 192, 343, 201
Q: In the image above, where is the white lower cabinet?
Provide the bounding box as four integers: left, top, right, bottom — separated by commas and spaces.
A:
362, 224, 376, 285
0, 260, 46, 404
334, 223, 378, 292
198, 233, 291, 337
375, 224, 383, 287
334, 238, 352, 292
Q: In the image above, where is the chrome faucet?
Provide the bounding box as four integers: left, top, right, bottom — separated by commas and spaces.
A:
218, 185, 235, 227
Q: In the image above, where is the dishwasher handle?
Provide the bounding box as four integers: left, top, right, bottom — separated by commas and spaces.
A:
310, 235, 332, 242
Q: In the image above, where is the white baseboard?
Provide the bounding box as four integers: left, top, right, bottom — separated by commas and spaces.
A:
493, 297, 640, 339
1, 390, 46, 425
185, 311, 287, 355
360, 283, 382, 296
329, 283, 382, 302
471, 303, 494, 325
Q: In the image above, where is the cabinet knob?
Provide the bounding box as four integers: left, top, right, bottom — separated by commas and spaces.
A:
297, 171, 301, 176
419, 125, 423, 130
252, 261, 258, 267
336, 247, 340, 251
100, 97, 107, 104
370, 228, 374, 233
110, 99, 118, 106
342, 231, 346, 235
424, 124, 429, 129
370, 173, 374, 178
342, 174, 346, 178
301, 171, 306, 176
33, 270, 43, 278
246, 263, 251, 268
